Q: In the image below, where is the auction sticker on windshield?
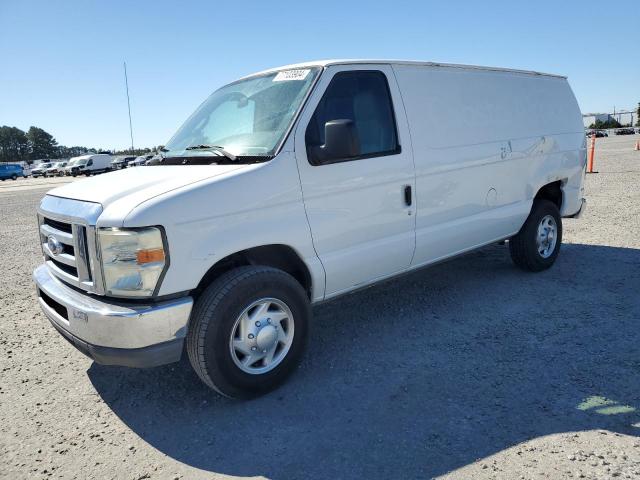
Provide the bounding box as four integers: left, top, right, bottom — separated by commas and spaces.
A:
273, 69, 310, 81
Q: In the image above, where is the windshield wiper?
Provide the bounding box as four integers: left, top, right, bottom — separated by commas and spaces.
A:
185, 144, 236, 162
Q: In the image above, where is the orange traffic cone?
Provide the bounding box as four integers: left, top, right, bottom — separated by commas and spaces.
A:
635, 140, 640, 151
587, 135, 596, 173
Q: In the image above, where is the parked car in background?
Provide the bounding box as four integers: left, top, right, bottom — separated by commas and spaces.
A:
615, 128, 635, 135
586, 130, 608, 138
15, 161, 33, 177
111, 156, 135, 170
62, 159, 80, 176
0, 163, 26, 180
44, 161, 68, 177
66, 154, 113, 176
32, 60, 587, 398
31, 162, 52, 178
128, 155, 154, 167
144, 154, 162, 165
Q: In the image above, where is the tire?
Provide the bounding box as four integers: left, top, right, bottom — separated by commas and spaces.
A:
187, 266, 310, 399
509, 199, 562, 272
11, 174, 17, 181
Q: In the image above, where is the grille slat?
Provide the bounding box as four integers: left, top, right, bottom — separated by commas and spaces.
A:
49, 258, 79, 277
43, 217, 73, 234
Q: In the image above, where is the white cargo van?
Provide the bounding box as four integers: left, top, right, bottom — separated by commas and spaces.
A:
65, 153, 113, 176
33, 60, 586, 398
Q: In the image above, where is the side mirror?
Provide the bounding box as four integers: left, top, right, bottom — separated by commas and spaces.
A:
309, 119, 360, 165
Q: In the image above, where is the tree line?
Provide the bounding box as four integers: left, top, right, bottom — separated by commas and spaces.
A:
0, 125, 159, 163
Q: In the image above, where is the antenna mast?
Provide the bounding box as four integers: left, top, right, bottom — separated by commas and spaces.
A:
123, 61, 134, 153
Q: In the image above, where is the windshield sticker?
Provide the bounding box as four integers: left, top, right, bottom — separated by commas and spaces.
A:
273, 69, 310, 82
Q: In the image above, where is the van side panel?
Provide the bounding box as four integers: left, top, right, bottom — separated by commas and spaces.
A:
392, 65, 585, 267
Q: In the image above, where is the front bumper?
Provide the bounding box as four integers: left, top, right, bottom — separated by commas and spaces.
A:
33, 264, 193, 368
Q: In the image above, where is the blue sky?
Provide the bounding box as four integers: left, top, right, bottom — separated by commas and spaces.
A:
1, 0, 638, 150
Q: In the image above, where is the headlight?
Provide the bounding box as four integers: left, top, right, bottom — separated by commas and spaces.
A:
98, 227, 167, 297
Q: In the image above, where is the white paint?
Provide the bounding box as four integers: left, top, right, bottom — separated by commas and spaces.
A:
44, 60, 585, 304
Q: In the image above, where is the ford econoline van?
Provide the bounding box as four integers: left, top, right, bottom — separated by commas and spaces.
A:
33, 60, 586, 398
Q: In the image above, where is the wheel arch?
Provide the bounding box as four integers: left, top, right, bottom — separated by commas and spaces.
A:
534, 180, 563, 211
193, 244, 314, 300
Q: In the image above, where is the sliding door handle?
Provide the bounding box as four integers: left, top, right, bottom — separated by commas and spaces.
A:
404, 185, 412, 206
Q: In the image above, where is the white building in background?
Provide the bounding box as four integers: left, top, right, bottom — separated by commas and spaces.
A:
582, 113, 610, 128
611, 111, 634, 126
582, 111, 635, 128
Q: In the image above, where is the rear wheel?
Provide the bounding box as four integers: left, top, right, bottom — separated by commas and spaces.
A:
509, 199, 562, 272
11, 174, 17, 180
187, 266, 310, 398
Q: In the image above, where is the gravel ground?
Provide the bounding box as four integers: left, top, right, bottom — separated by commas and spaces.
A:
1, 135, 639, 480
0, 175, 77, 194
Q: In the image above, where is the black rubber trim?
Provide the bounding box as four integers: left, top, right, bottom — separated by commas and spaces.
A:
47, 318, 184, 368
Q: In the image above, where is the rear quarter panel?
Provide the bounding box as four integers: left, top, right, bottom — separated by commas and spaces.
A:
393, 64, 585, 265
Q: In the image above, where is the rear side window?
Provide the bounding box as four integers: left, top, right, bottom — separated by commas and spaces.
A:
305, 70, 399, 165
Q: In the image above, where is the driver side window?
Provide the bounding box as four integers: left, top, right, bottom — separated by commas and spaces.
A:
305, 70, 399, 165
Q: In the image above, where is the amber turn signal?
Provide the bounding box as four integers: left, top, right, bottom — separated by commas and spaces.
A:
136, 248, 165, 264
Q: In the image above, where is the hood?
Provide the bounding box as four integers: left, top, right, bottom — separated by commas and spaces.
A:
47, 164, 248, 208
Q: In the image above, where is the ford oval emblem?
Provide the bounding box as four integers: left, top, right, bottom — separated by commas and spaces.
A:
47, 235, 64, 256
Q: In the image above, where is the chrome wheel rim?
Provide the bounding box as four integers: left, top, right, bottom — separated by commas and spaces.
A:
229, 298, 295, 375
536, 215, 557, 259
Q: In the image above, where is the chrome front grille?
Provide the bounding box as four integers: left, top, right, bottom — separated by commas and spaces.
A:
40, 220, 86, 281
37, 195, 104, 295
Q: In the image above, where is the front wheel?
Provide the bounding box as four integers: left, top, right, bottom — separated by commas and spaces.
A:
11, 174, 17, 180
509, 199, 562, 272
186, 266, 310, 398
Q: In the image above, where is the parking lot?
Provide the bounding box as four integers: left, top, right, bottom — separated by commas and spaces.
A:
1, 134, 639, 480
0, 175, 78, 194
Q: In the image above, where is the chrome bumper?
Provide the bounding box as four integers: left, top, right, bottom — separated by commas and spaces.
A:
33, 264, 193, 367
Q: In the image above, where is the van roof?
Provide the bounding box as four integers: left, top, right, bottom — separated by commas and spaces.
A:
246, 59, 566, 80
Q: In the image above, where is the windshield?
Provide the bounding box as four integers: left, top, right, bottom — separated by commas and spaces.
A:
163, 67, 320, 159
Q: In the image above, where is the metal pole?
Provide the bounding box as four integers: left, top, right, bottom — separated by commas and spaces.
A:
124, 62, 134, 154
